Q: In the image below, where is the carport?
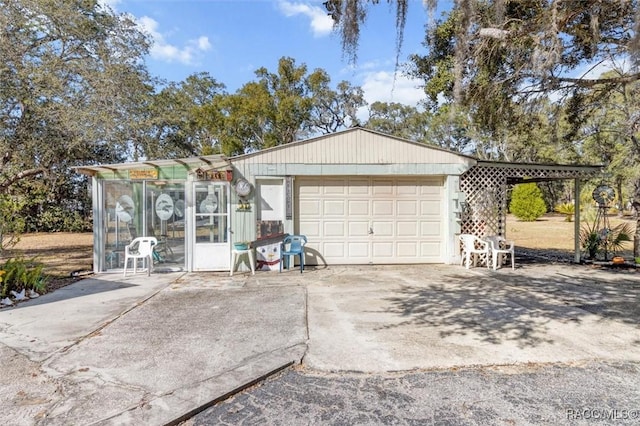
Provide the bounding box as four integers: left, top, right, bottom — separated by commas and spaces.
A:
459, 161, 602, 263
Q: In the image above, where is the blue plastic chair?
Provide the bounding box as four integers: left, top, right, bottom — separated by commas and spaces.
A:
280, 235, 307, 273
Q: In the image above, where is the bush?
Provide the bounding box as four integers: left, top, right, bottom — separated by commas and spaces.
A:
1, 257, 48, 297
510, 183, 547, 221
580, 220, 632, 260
554, 202, 575, 222
35, 207, 91, 232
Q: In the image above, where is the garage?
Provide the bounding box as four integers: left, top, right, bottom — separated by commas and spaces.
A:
229, 127, 477, 267
297, 176, 444, 264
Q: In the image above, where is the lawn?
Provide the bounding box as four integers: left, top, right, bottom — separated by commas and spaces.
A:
507, 213, 635, 259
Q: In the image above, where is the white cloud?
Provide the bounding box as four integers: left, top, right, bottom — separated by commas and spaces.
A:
196, 36, 212, 51
360, 70, 425, 106
137, 16, 211, 65
278, 1, 334, 37
575, 57, 631, 80
355, 70, 425, 122
98, 0, 121, 10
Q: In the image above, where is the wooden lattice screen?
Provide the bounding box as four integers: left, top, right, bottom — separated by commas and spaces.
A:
459, 164, 598, 238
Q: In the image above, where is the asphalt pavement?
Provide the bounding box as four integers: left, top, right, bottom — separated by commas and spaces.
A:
189, 361, 640, 425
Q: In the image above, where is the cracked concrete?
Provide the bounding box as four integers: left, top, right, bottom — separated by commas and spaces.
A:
1, 262, 640, 424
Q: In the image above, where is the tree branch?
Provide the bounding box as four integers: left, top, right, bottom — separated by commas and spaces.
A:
551, 72, 640, 89
0, 167, 47, 193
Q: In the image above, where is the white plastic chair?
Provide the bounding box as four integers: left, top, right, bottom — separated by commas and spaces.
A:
123, 237, 157, 277
485, 236, 515, 270
458, 234, 491, 269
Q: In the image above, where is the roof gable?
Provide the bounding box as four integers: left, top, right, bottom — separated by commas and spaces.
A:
231, 128, 475, 166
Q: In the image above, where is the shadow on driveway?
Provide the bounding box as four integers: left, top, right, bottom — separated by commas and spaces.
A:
382, 265, 640, 348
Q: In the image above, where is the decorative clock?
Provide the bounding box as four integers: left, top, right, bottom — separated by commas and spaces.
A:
234, 178, 252, 197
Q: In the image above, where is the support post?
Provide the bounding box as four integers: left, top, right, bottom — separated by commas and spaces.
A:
574, 178, 581, 263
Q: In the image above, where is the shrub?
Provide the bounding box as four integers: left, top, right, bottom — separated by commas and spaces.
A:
510, 183, 547, 221
555, 202, 575, 222
580, 220, 600, 259
0, 257, 48, 297
580, 219, 632, 260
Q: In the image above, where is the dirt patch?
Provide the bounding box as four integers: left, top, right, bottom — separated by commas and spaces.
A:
507, 213, 635, 261
1, 232, 93, 293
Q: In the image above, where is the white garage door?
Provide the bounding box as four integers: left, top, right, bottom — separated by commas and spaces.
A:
297, 177, 444, 264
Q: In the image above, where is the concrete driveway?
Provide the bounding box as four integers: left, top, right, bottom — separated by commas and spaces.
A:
304, 263, 640, 372
1, 262, 639, 425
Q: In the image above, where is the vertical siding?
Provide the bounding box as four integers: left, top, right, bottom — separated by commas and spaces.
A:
232, 129, 472, 168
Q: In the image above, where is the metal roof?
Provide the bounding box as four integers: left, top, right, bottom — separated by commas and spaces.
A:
74, 155, 230, 176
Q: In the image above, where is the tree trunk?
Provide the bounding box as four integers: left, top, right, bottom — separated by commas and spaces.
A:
633, 178, 640, 258
616, 176, 624, 217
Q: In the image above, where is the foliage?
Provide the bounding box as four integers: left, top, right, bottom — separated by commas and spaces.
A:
0, 257, 47, 297
554, 202, 575, 222
607, 222, 633, 255
144, 72, 226, 160
306, 73, 366, 133
0, 194, 26, 251
509, 183, 547, 222
1, 0, 156, 234
364, 102, 429, 142
580, 226, 600, 260
327, 1, 640, 97
580, 218, 632, 260
198, 57, 367, 155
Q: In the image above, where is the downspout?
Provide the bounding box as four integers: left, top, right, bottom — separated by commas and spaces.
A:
574, 178, 581, 263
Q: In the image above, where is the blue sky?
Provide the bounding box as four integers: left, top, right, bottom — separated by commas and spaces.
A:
102, 0, 453, 108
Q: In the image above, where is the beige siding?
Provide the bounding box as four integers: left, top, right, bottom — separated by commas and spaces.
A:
232, 128, 472, 168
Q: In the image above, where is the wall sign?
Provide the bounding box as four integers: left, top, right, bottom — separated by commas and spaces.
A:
129, 169, 158, 180
195, 169, 233, 181
285, 176, 293, 220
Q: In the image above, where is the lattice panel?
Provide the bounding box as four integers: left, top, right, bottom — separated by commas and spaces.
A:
459, 165, 597, 238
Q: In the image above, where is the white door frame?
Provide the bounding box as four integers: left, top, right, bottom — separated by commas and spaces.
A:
191, 181, 231, 271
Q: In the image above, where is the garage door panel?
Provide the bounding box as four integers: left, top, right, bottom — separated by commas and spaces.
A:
324, 221, 346, 237
298, 183, 321, 195
348, 242, 370, 258
323, 200, 345, 216
372, 200, 394, 216
396, 184, 419, 196
300, 221, 321, 238
372, 242, 393, 257
297, 176, 443, 264
421, 222, 441, 237
299, 199, 321, 216
397, 221, 418, 237
397, 200, 418, 216
397, 242, 418, 257
324, 181, 348, 194
348, 200, 369, 215
348, 181, 370, 194
372, 183, 393, 195
421, 241, 441, 257
373, 221, 393, 236
348, 221, 369, 237
421, 200, 441, 215
323, 242, 346, 257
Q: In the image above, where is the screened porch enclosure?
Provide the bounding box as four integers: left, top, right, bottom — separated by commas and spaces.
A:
103, 180, 186, 271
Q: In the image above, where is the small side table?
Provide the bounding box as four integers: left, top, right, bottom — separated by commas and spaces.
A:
230, 249, 255, 276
